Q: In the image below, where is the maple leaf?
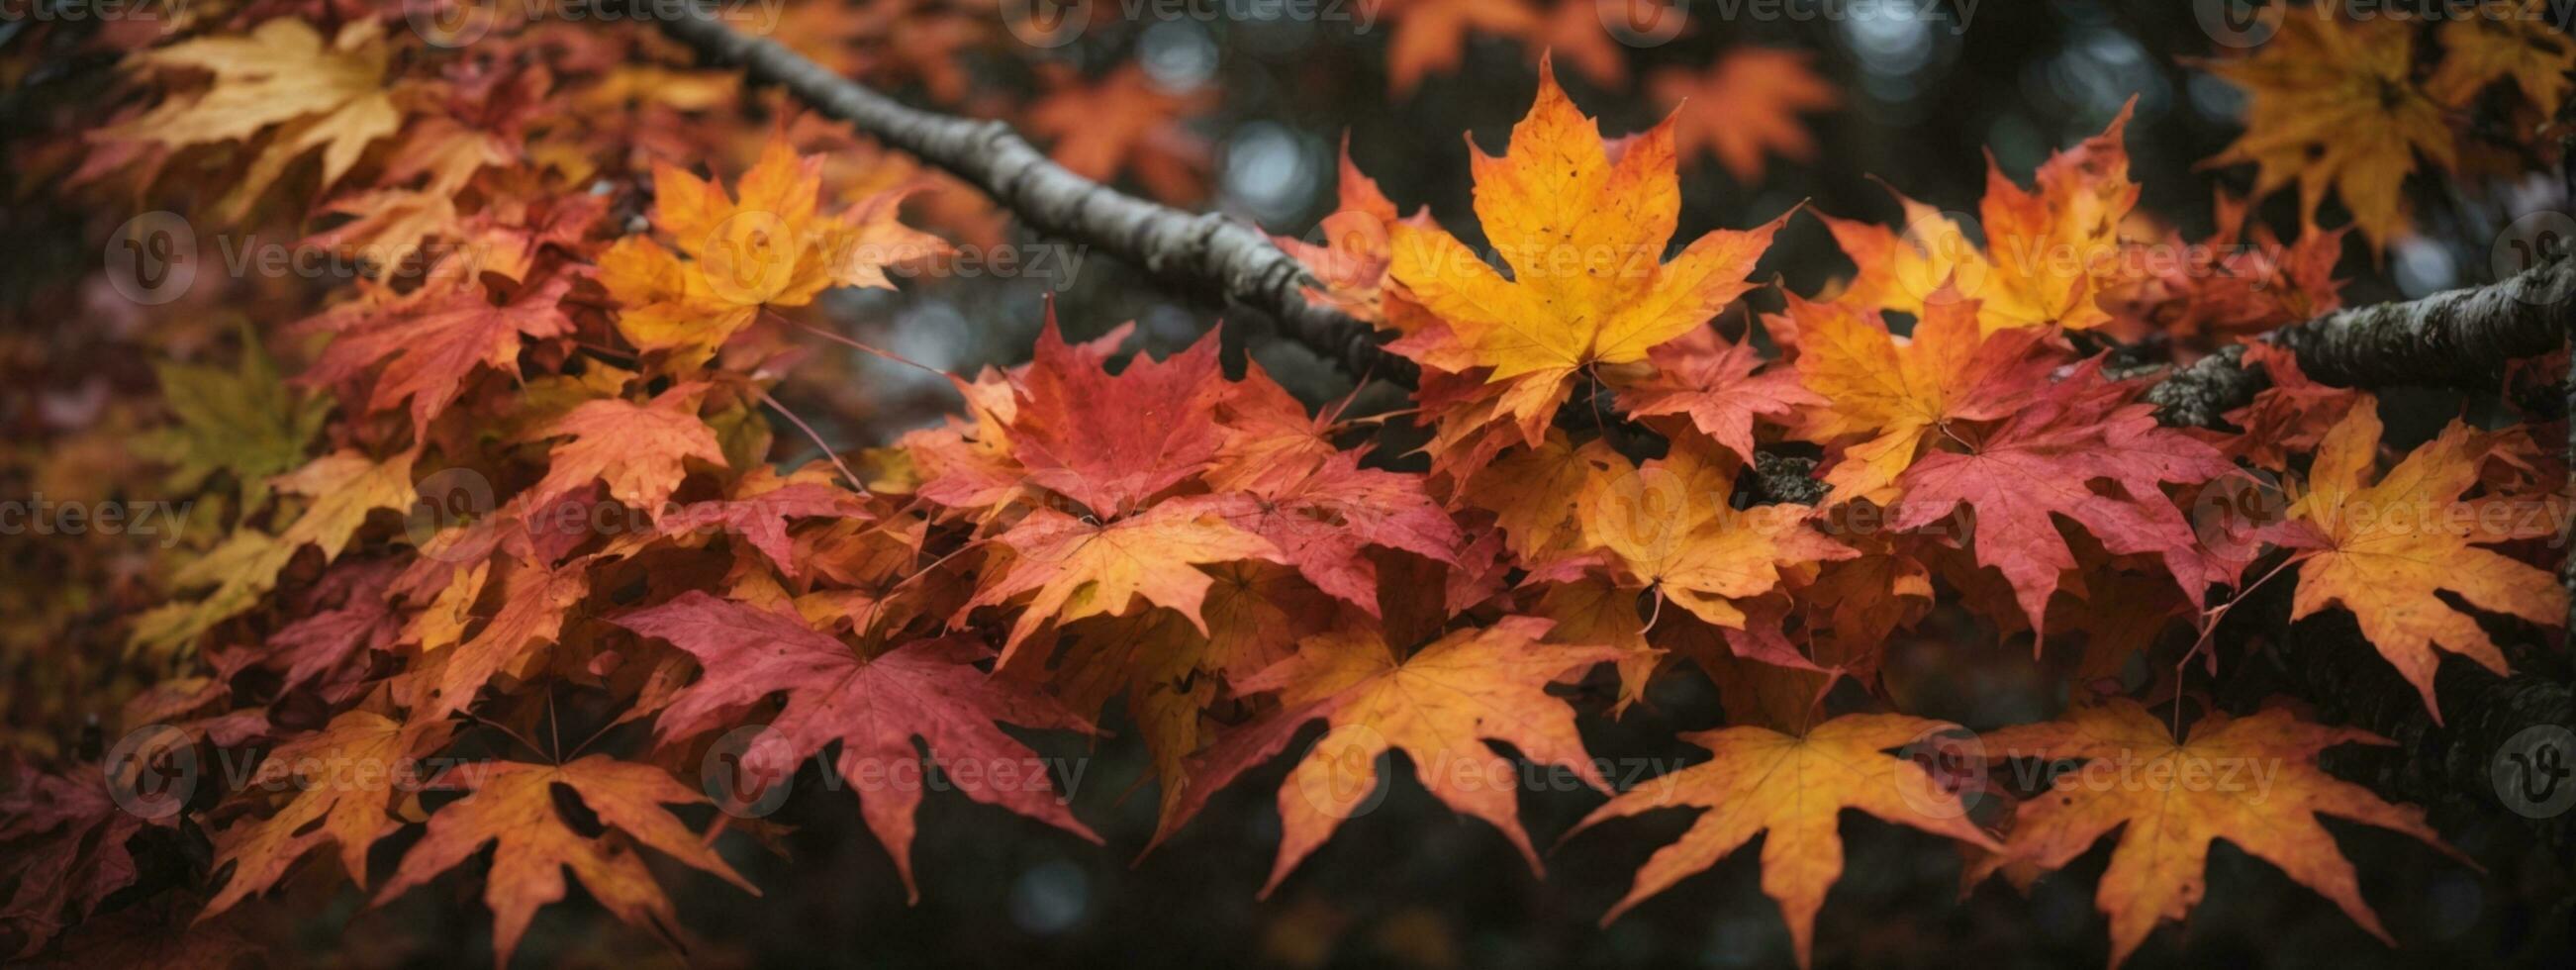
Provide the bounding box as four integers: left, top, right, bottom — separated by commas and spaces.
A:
1821, 103, 2138, 333
1007, 322, 1229, 517
1375, 0, 1543, 95
1568, 713, 2000, 968
1576, 437, 1853, 630
131, 449, 415, 655
1025, 63, 1214, 205
425, 554, 592, 720
2104, 193, 2348, 344
138, 327, 330, 510
1885, 362, 2233, 641
226, 557, 403, 698
603, 135, 945, 361
965, 501, 1284, 663
1388, 55, 1784, 439
0, 763, 144, 959
374, 755, 757, 966
1196, 449, 1463, 615
2214, 342, 2362, 471
1787, 292, 2055, 504
200, 711, 453, 919
1021, 569, 1320, 825
659, 475, 871, 579
2286, 401, 2567, 721
1650, 47, 1841, 183
2428, 0, 2576, 116
614, 591, 1098, 899
294, 275, 577, 442
2205, 10, 2453, 249
1151, 617, 1625, 896
95, 19, 400, 216
1978, 699, 2464, 967
1615, 326, 1823, 462
522, 383, 728, 514
1273, 141, 1431, 326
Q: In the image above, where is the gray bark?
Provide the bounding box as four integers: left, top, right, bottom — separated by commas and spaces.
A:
2147, 257, 2576, 428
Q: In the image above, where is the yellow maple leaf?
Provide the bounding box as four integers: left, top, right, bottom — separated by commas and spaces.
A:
2427, 0, 2576, 116
1572, 713, 2000, 968
2205, 9, 2454, 249
97, 19, 401, 219
1388, 54, 1782, 439
602, 136, 948, 363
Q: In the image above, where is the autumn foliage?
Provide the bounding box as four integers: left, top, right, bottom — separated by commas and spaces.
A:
3, 3, 2572, 969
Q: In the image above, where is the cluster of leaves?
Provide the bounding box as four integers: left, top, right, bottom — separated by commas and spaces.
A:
0, 3, 2569, 969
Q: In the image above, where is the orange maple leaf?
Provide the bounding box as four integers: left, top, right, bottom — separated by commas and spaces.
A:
1570, 713, 2000, 968
2286, 400, 2567, 721
1979, 700, 2465, 967
1821, 102, 2139, 333
373, 755, 757, 966
1650, 47, 1841, 183
965, 500, 1285, 663
522, 383, 728, 514
199, 711, 453, 920
2428, 0, 2576, 116
1786, 292, 2055, 504
1151, 617, 1624, 895
1026, 63, 1215, 205
1388, 55, 1783, 440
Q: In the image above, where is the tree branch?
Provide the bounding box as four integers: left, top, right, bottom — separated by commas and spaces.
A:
2147, 256, 2576, 428
648, 2, 1406, 384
